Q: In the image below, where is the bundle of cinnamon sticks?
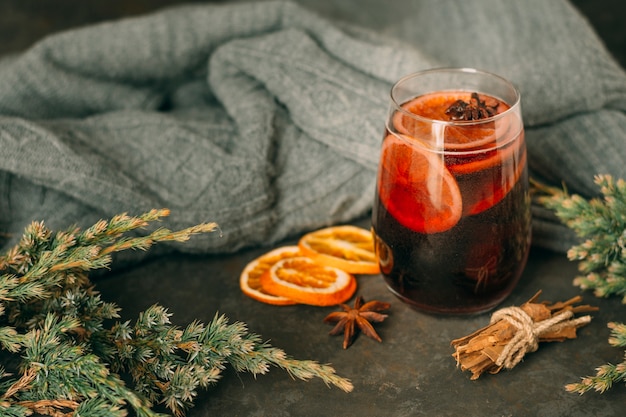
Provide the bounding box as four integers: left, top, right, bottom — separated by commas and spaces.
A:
451, 291, 598, 380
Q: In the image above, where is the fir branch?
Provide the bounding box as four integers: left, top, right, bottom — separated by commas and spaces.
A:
564, 322, 626, 394
535, 175, 626, 394
535, 175, 626, 302
0, 210, 353, 417
96, 309, 353, 417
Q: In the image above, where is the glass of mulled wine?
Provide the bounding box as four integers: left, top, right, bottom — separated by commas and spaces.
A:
372, 68, 531, 315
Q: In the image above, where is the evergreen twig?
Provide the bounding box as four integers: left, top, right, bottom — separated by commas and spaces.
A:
0, 209, 353, 417
535, 175, 626, 394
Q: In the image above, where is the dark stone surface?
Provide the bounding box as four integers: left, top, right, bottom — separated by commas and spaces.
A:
95, 219, 625, 416
1, 1, 625, 415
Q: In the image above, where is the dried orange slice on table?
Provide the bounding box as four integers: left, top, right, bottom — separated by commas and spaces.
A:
239, 246, 301, 305
298, 225, 380, 274
260, 256, 357, 306
240, 225, 377, 306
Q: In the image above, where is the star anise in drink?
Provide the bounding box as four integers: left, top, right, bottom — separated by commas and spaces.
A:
445, 92, 499, 121
324, 296, 390, 349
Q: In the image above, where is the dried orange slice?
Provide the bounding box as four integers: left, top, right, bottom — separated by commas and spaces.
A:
240, 246, 300, 305
298, 225, 380, 274
260, 256, 357, 306
377, 134, 462, 234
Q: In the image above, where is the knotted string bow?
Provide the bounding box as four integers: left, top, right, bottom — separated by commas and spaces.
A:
489, 306, 591, 369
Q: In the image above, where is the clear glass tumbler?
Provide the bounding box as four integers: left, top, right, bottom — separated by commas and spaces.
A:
371, 68, 531, 314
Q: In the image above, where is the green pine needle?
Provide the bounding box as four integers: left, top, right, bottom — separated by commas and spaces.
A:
535, 175, 626, 395
0, 209, 352, 417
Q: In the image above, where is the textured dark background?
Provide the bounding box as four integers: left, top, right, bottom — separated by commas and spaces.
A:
0, 0, 625, 70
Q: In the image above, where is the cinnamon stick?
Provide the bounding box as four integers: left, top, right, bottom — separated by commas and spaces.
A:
451, 291, 598, 380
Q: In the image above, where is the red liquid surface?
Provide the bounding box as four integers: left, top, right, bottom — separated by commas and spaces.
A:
372, 91, 531, 314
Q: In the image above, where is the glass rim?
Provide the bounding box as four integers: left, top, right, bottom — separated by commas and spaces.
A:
390, 67, 521, 127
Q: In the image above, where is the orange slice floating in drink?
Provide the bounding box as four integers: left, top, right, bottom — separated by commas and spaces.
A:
377, 134, 463, 234
298, 225, 380, 274
240, 246, 301, 305
392, 92, 509, 151
260, 256, 357, 306
388, 91, 525, 217
461, 144, 527, 216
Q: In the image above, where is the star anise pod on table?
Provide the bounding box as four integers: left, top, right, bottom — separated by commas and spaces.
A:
324, 296, 391, 349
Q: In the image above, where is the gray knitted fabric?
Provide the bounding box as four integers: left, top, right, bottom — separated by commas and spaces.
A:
0, 0, 625, 260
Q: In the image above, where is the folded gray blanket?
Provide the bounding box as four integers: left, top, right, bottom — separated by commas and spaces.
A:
1, 0, 625, 261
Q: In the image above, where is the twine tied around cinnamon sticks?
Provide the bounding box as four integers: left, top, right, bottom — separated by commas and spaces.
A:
451, 291, 598, 380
